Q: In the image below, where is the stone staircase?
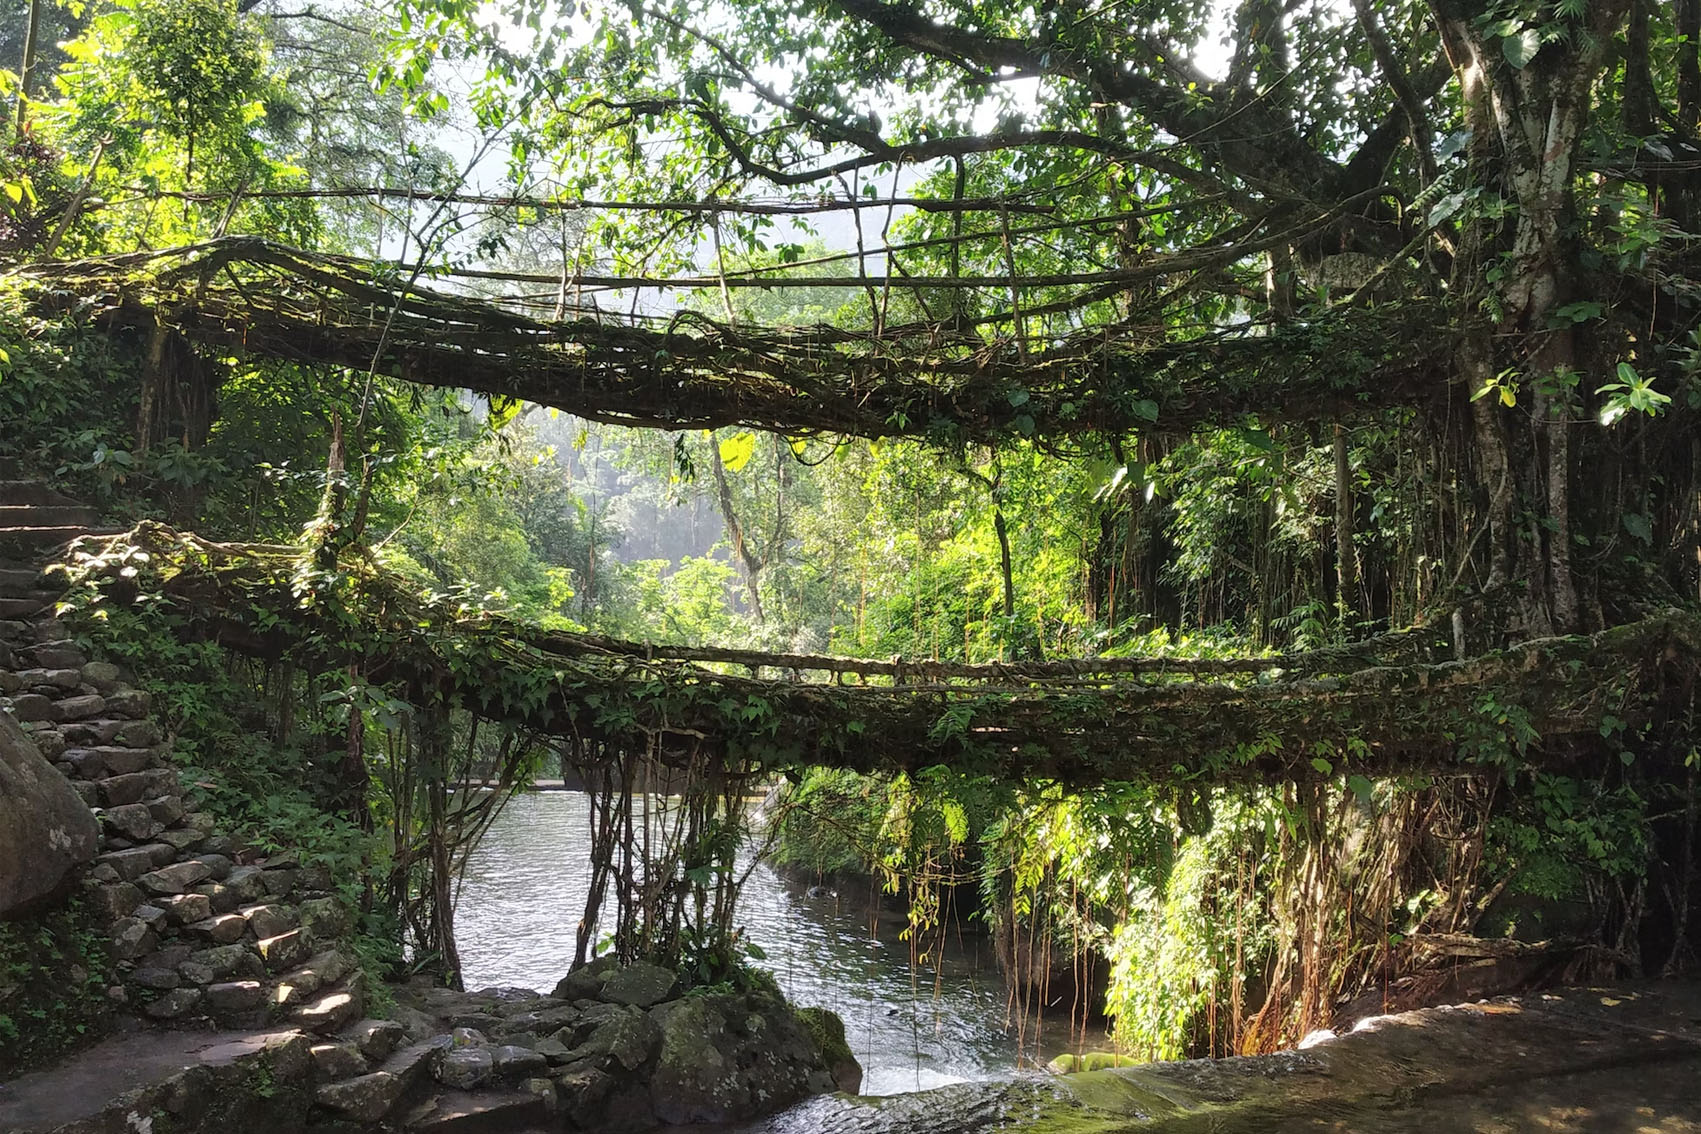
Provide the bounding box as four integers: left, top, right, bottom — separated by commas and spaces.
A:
1, 475, 850, 1132
0, 475, 103, 619
0, 478, 434, 1129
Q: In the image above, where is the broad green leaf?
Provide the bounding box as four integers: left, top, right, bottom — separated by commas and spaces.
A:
718, 432, 756, 472
1502, 30, 1540, 68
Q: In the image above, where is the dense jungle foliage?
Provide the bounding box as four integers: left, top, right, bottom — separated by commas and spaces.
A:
2, 0, 1699, 1062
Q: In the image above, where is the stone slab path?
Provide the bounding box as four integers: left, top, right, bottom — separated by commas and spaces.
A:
0, 1027, 301, 1131
717, 981, 1701, 1134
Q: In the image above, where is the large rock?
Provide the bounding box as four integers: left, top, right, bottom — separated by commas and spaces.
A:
437, 1046, 495, 1089
797, 1005, 863, 1093
600, 961, 680, 1008
0, 710, 100, 915
314, 1070, 403, 1122
551, 953, 618, 1001
648, 991, 846, 1125
571, 1005, 661, 1073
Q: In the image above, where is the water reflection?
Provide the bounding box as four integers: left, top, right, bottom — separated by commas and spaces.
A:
455, 791, 1106, 1096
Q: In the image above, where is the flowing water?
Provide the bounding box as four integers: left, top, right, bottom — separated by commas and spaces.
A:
455, 791, 1108, 1097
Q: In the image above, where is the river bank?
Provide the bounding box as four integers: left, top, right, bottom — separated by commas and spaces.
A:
712, 982, 1701, 1133
0, 598, 856, 1132
458, 791, 1112, 1096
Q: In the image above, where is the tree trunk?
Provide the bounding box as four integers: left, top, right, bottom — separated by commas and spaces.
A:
1334, 423, 1355, 627
14, 0, 41, 134
709, 440, 765, 622
993, 505, 1015, 622
1679, 0, 1701, 132
135, 323, 170, 460
1433, 1, 1622, 633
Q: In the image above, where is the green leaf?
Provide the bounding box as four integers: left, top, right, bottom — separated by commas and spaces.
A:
1550, 301, 1603, 325
1310, 757, 1334, 775
1621, 512, 1652, 544
1502, 29, 1540, 68
1427, 191, 1465, 227
718, 432, 756, 472
1347, 774, 1373, 802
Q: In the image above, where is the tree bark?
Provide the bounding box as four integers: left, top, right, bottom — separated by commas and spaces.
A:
1432, 1, 1622, 632
710, 440, 765, 622
1679, 0, 1701, 132
1335, 424, 1356, 625
14, 0, 41, 134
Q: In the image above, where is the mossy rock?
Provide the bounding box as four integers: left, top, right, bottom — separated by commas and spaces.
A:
797, 1005, 861, 1093
1048, 1050, 1142, 1075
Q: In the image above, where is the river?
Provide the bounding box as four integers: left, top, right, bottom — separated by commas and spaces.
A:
455, 791, 1108, 1096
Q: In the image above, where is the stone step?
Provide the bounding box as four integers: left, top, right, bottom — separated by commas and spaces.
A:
403, 1088, 552, 1133
0, 565, 52, 594
0, 594, 56, 619
0, 526, 97, 559
0, 504, 101, 528
0, 480, 85, 508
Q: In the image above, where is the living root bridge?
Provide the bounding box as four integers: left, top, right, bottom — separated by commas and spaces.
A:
58, 525, 1701, 787
13, 237, 1449, 442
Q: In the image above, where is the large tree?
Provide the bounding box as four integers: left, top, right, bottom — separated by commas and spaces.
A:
377, 0, 1700, 638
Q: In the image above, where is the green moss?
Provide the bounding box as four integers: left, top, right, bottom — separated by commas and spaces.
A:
796, 1005, 855, 1069
0, 891, 116, 1076
1049, 1051, 1143, 1074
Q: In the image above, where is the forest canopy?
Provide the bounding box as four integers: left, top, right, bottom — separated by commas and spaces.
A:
1, 0, 1699, 1061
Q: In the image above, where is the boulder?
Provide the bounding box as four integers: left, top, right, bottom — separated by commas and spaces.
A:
406, 1089, 551, 1133
600, 961, 680, 1008
29, 644, 86, 669
100, 802, 162, 841
298, 895, 352, 939
145, 794, 185, 827
224, 865, 269, 902
7, 693, 57, 721
648, 992, 835, 1125
296, 987, 365, 1034
492, 1044, 549, 1078
314, 1071, 403, 1122
571, 1005, 661, 1073
189, 913, 249, 943
104, 688, 151, 718
156, 891, 213, 925
205, 980, 266, 1011
648, 997, 741, 1124
310, 1041, 369, 1081
91, 880, 144, 920
54, 693, 107, 721
188, 943, 266, 981
297, 949, 356, 986
114, 719, 162, 747
437, 1046, 495, 1089
551, 953, 618, 1001
257, 928, 311, 972
80, 661, 123, 690
144, 986, 204, 1019
136, 860, 213, 896
192, 852, 234, 880
98, 768, 178, 807
350, 1018, 406, 1061
797, 1005, 863, 1093
242, 902, 299, 939
0, 709, 100, 915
